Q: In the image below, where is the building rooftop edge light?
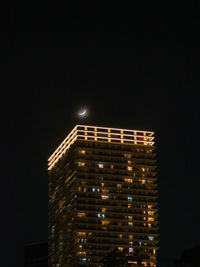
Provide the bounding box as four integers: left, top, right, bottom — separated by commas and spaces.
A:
48, 125, 155, 170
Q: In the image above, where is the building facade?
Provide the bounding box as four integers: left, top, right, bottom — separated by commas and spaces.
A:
48, 125, 159, 266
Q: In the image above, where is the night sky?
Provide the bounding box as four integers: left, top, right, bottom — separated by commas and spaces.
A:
1, 3, 200, 266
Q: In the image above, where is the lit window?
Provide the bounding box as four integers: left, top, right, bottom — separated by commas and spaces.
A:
80, 150, 85, 154
51, 225, 55, 233
139, 241, 142, 246
77, 251, 86, 255
127, 160, 132, 164
118, 247, 123, 251
127, 196, 133, 202
128, 222, 133, 226
142, 168, 145, 172
92, 188, 95, 192
97, 213, 105, 218
117, 184, 122, 188
102, 220, 109, 225
111, 164, 114, 168
77, 212, 86, 217
128, 204, 132, 208
102, 188, 109, 193
77, 162, 85, 167
129, 241, 133, 245
97, 188, 100, 192
148, 217, 154, 222
148, 211, 154, 215
101, 183, 105, 187
81, 258, 87, 262
131, 261, 138, 265
78, 187, 81, 191
149, 236, 154, 240
128, 216, 132, 221
127, 166, 132, 171
88, 232, 92, 236
119, 234, 122, 238
102, 208, 106, 212
142, 179, 146, 184
78, 232, 86, 236
98, 163, 104, 168
148, 205, 152, 209
102, 195, 109, 200
129, 247, 133, 253
129, 235, 133, 240
124, 178, 133, 183
148, 223, 151, 228
124, 153, 131, 159
153, 249, 156, 255
83, 188, 86, 192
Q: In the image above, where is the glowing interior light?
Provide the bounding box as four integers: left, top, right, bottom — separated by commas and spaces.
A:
98, 163, 104, 168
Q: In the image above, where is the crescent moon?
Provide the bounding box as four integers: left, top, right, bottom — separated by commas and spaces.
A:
78, 109, 87, 116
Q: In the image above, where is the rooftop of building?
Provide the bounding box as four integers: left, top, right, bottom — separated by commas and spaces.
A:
48, 125, 155, 171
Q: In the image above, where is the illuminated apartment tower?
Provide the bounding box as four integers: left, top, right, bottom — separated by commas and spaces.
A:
48, 125, 159, 266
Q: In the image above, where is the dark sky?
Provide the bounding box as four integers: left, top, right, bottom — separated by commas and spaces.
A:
1, 2, 200, 266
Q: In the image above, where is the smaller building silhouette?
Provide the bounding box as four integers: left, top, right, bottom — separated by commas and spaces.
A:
24, 242, 48, 267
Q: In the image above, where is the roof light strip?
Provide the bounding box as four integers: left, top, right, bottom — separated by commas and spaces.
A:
49, 126, 154, 165
77, 134, 154, 145
48, 130, 78, 166
48, 125, 78, 161
76, 125, 154, 135
77, 130, 154, 141
48, 135, 78, 170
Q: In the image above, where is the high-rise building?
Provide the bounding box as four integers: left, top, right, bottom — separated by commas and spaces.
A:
48, 125, 159, 266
